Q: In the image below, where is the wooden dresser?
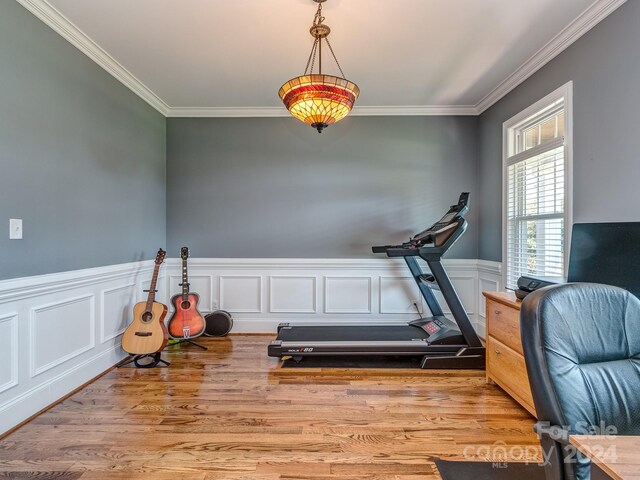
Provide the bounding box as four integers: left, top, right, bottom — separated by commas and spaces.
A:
483, 291, 536, 417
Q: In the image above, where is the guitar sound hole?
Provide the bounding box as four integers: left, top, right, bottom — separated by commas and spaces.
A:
181, 301, 191, 310
142, 311, 153, 322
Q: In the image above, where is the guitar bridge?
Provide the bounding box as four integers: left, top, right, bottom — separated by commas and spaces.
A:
134, 332, 153, 337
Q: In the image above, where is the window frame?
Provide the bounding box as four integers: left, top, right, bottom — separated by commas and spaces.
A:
502, 81, 573, 290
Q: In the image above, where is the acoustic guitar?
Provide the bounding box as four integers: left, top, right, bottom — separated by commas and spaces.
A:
122, 249, 169, 355
167, 247, 206, 339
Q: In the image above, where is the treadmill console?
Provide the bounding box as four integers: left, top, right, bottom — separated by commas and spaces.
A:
410, 192, 470, 245
422, 320, 442, 335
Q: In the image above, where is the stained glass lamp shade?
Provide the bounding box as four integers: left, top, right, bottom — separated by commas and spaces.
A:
279, 0, 359, 133
279, 75, 359, 133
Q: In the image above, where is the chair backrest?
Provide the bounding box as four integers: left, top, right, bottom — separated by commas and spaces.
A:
520, 283, 640, 479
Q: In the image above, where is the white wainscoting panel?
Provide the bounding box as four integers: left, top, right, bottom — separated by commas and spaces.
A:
325, 277, 372, 314
30, 294, 96, 377
139, 275, 168, 306
0, 313, 18, 394
476, 260, 503, 338
379, 277, 420, 314
0, 260, 157, 435
165, 259, 503, 333
270, 276, 317, 313
0, 257, 503, 435
431, 275, 477, 317
219, 276, 262, 313
101, 283, 136, 343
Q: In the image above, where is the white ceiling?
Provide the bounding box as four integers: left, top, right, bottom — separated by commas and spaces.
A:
32, 0, 621, 114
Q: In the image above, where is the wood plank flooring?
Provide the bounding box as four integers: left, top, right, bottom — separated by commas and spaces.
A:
0, 335, 541, 479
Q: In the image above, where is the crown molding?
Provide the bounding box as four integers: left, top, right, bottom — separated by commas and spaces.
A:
15, 0, 170, 116
351, 105, 478, 116
168, 107, 290, 118
166, 104, 479, 117
475, 0, 627, 114
17, 0, 626, 118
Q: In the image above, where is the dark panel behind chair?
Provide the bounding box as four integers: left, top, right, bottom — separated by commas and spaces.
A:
568, 222, 640, 298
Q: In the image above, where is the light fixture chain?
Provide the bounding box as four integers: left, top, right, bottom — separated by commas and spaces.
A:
306, 37, 320, 75
325, 37, 346, 78
313, 2, 324, 27
303, 37, 319, 75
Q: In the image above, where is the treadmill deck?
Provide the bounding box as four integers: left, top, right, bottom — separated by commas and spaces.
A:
275, 325, 429, 342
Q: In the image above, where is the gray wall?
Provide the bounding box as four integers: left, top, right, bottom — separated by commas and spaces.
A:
0, 2, 166, 280
477, 0, 640, 261
167, 116, 478, 259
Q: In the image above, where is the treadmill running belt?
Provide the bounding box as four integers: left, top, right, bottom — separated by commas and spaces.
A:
276, 325, 428, 342
281, 355, 424, 369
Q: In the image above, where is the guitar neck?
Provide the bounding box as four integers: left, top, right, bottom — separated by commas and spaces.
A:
181, 256, 189, 301
144, 263, 161, 312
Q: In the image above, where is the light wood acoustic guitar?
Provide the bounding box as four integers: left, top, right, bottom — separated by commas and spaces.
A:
122, 249, 169, 355
167, 247, 206, 339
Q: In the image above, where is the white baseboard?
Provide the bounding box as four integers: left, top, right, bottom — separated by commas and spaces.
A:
0, 257, 502, 435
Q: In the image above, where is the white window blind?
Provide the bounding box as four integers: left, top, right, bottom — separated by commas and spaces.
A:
503, 84, 572, 291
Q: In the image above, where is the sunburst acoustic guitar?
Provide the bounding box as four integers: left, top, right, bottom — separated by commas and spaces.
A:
122, 249, 168, 355
167, 247, 206, 339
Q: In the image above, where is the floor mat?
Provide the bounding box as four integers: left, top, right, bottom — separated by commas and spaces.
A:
435, 459, 546, 480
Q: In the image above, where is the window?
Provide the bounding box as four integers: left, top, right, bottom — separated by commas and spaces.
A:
503, 82, 572, 290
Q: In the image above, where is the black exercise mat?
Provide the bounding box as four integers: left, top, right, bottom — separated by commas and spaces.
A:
280, 355, 424, 368
435, 459, 546, 480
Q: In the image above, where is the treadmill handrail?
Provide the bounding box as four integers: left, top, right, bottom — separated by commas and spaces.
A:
373, 219, 467, 259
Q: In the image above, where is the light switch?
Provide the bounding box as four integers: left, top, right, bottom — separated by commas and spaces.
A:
9, 219, 22, 240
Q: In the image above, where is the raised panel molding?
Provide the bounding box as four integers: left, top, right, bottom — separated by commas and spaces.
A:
100, 283, 136, 343
30, 294, 96, 377
324, 277, 372, 314
478, 260, 503, 320
479, 278, 500, 318
139, 275, 167, 306
432, 275, 477, 316
0, 313, 19, 394
269, 276, 317, 314
162, 259, 503, 331
476, 260, 502, 339
379, 277, 420, 315
219, 276, 262, 313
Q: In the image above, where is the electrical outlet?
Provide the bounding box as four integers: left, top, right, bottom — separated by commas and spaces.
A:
9, 219, 22, 240
212, 301, 219, 311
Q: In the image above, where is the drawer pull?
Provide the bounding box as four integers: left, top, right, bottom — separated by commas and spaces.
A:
494, 310, 501, 315
495, 349, 501, 354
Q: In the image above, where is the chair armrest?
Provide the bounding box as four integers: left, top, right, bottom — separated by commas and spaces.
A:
534, 421, 571, 446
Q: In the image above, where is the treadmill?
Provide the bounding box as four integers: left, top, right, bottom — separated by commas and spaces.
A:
268, 192, 486, 369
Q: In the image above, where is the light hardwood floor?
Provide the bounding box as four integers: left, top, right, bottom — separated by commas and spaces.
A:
0, 335, 541, 479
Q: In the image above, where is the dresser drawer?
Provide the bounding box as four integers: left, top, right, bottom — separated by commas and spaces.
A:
487, 335, 534, 412
487, 299, 523, 354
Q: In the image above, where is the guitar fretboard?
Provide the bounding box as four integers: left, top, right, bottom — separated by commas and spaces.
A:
181, 256, 190, 301
144, 263, 161, 313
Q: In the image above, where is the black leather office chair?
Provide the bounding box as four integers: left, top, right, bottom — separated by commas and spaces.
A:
520, 283, 640, 480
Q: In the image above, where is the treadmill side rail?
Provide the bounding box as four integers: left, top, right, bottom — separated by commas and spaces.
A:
420, 347, 486, 369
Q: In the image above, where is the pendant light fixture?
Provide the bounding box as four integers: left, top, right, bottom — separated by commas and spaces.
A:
278, 0, 360, 133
